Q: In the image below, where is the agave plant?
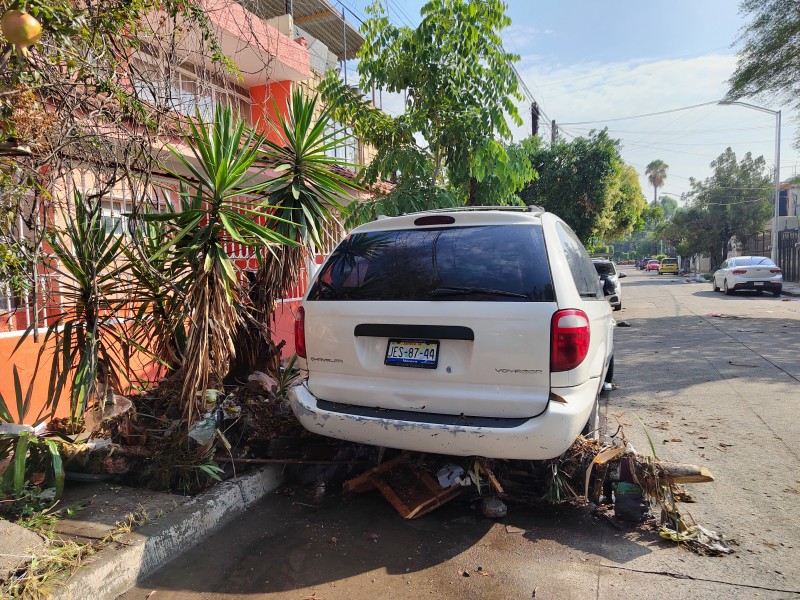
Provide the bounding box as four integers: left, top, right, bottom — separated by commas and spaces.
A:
232, 90, 355, 373
147, 104, 296, 424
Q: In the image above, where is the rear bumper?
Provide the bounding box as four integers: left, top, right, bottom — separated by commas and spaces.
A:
732, 280, 782, 292
289, 379, 601, 460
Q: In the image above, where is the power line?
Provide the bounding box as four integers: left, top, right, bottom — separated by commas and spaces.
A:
559, 101, 722, 126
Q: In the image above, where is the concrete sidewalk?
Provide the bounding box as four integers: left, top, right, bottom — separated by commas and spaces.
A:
0, 467, 283, 600
782, 281, 800, 297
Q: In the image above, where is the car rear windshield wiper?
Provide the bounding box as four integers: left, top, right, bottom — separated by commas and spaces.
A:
430, 286, 529, 299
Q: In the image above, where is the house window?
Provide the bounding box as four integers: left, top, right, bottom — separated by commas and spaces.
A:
131, 55, 250, 123
324, 120, 356, 164
101, 199, 127, 235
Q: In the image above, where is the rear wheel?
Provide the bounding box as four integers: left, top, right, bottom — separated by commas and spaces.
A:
604, 356, 614, 383
724, 280, 733, 295
582, 395, 600, 439
614, 302, 622, 311
712, 278, 720, 292
772, 289, 781, 297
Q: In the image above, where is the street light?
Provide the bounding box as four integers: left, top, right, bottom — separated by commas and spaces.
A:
718, 100, 781, 263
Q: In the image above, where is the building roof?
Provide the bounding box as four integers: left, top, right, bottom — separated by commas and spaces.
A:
250, 0, 364, 60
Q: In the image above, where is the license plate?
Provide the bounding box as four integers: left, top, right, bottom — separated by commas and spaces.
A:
385, 339, 439, 369
755, 282, 765, 286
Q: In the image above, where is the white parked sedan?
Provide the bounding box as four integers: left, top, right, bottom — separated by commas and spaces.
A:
712, 256, 783, 297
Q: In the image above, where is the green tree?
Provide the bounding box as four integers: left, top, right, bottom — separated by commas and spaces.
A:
656, 206, 713, 260
519, 131, 645, 244
599, 163, 649, 240
319, 0, 531, 221
676, 147, 772, 266
659, 195, 679, 220
645, 159, 669, 204
727, 0, 800, 147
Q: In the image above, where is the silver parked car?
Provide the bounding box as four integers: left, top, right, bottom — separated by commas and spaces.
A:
593, 259, 626, 311
712, 256, 783, 296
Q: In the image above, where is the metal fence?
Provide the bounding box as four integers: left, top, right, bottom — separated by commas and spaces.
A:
778, 230, 800, 282
740, 230, 772, 258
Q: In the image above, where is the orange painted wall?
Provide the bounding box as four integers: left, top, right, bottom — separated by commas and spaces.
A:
0, 334, 66, 423
251, 81, 292, 144
0, 326, 163, 424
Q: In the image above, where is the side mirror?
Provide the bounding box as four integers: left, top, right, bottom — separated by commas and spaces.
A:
618, 272, 627, 278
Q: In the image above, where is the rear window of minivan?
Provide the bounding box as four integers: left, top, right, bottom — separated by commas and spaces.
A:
307, 225, 555, 302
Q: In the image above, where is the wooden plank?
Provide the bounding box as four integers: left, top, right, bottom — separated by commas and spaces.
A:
656, 462, 715, 483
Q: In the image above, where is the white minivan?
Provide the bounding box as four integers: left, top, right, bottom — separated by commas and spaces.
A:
289, 206, 614, 460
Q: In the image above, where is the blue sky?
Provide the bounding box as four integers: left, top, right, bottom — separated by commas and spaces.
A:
340, 0, 798, 205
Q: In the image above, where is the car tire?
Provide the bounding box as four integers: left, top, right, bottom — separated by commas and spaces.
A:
604, 356, 614, 383
712, 278, 720, 292
582, 394, 600, 439
614, 302, 622, 311
772, 289, 781, 297
724, 280, 732, 295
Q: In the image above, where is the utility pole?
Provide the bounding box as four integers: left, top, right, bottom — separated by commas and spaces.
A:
551, 119, 557, 145
531, 102, 539, 137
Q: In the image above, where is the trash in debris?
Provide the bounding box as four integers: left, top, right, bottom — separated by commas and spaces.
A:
249, 371, 277, 392
704, 313, 743, 319
616, 321, 632, 327
343, 453, 463, 519
603, 382, 613, 391
458, 569, 470, 577
505, 525, 526, 534
476, 566, 490, 576
480, 497, 507, 519
367, 533, 380, 543
659, 523, 734, 555
613, 482, 649, 522
437, 464, 468, 488
187, 418, 216, 446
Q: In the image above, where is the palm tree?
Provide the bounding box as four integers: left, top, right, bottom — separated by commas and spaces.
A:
150, 105, 296, 424
645, 160, 669, 204
232, 90, 355, 374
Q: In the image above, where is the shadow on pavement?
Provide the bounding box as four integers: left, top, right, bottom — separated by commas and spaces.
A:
135, 486, 656, 596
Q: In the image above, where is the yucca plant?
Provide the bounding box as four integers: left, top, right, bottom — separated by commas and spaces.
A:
0, 366, 64, 500
232, 91, 355, 372
123, 203, 189, 378
17, 192, 131, 426
146, 105, 296, 424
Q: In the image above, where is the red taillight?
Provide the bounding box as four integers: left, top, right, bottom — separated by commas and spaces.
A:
294, 306, 306, 358
732, 269, 747, 275
770, 268, 782, 274
551, 309, 590, 372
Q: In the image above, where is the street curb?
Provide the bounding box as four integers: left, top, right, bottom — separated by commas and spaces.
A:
49, 466, 283, 600
781, 288, 800, 297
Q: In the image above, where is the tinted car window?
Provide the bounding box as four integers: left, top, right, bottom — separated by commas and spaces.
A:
308, 225, 555, 302
593, 261, 616, 276
733, 257, 775, 267
662, 259, 678, 265
555, 222, 602, 299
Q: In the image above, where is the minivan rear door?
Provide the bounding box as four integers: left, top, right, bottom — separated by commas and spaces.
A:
302, 222, 557, 419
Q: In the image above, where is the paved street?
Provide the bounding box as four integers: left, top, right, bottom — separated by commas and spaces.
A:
121, 270, 800, 600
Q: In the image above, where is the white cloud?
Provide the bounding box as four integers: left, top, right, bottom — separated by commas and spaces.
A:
512, 54, 800, 200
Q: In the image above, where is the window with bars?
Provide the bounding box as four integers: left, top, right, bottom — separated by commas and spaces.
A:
324, 120, 356, 164
131, 57, 251, 123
